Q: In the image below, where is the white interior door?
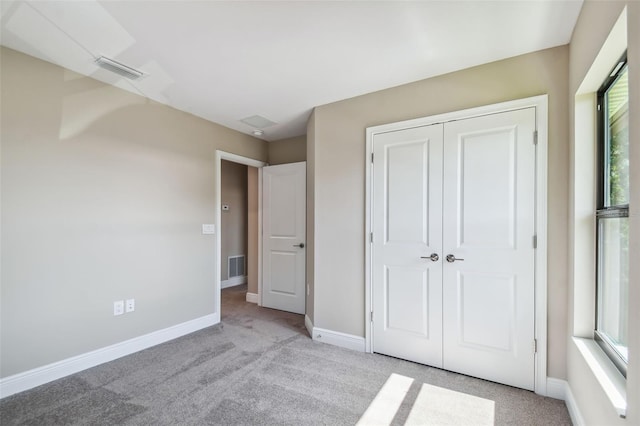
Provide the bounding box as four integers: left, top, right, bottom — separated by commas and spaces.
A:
372, 124, 444, 366
442, 108, 536, 390
262, 162, 306, 314
371, 107, 536, 390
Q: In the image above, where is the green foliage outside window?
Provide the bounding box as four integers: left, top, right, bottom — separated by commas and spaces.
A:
596, 59, 629, 374
606, 67, 629, 207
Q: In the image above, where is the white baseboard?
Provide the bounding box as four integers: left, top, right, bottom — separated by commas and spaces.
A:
304, 315, 314, 337
221, 276, 247, 289
565, 381, 585, 426
0, 313, 219, 399
546, 377, 566, 400
246, 292, 258, 304
545, 377, 584, 426
311, 326, 366, 352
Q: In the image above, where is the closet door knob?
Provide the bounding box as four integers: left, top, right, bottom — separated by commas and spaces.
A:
446, 254, 464, 263
421, 253, 439, 262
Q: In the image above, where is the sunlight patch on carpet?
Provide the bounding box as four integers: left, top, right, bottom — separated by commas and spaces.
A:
405, 383, 494, 425
356, 373, 413, 425
357, 373, 494, 425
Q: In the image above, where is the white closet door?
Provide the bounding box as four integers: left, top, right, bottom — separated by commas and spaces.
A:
442, 108, 536, 390
372, 124, 444, 367
371, 107, 537, 391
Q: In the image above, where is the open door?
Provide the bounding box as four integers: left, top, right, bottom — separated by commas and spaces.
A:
262, 162, 306, 314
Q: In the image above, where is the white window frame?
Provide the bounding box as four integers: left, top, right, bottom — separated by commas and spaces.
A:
594, 53, 629, 377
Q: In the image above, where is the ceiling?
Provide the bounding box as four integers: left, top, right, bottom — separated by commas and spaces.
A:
0, 0, 583, 142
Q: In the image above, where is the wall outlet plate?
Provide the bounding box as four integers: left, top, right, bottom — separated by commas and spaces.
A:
202, 224, 215, 235
125, 299, 135, 313
114, 300, 124, 316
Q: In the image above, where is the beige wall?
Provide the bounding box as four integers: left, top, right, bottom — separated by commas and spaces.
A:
247, 167, 259, 295
0, 47, 267, 378
568, 1, 639, 424
309, 46, 570, 379
220, 160, 248, 281
268, 135, 307, 165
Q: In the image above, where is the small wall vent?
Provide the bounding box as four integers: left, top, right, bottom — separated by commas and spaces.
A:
228, 255, 246, 279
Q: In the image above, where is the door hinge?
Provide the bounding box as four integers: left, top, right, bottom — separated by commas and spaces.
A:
533, 339, 538, 353
533, 130, 538, 145
371, 153, 374, 163
533, 235, 537, 249
371, 311, 374, 322
370, 232, 374, 243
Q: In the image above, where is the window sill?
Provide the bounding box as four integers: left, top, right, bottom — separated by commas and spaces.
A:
572, 337, 627, 418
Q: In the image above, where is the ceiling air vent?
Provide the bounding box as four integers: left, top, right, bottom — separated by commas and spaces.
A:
240, 115, 277, 129
95, 56, 145, 80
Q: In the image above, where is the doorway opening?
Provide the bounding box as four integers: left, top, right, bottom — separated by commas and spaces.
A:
215, 151, 266, 320
220, 159, 259, 320
215, 152, 308, 338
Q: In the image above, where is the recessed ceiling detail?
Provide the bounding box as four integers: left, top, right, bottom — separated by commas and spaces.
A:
240, 115, 277, 129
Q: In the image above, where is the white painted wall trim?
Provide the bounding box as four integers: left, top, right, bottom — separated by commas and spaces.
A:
311, 327, 366, 352
0, 313, 219, 399
546, 377, 567, 400
572, 337, 627, 418
565, 380, 586, 426
246, 292, 259, 304
257, 167, 263, 306
305, 315, 314, 337
221, 276, 247, 289
533, 96, 549, 396
364, 95, 549, 395
215, 151, 267, 318
545, 378, 586, 425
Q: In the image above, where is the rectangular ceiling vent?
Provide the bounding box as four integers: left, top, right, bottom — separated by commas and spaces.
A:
240, 115, 277, 129
95, 56, 145, 81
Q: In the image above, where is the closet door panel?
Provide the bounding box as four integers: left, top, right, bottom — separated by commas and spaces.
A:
442, 108, 536, 391
371, 124, 444, 367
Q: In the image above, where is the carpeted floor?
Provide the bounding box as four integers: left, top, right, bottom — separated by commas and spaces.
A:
1, 285, 572, 425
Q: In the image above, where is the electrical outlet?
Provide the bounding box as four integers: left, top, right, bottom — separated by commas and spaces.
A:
114, 300, 124, 316
125, 298, 135, 313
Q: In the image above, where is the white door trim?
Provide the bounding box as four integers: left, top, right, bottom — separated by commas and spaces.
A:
364, 95, 549, 395
215, 151, 267, 318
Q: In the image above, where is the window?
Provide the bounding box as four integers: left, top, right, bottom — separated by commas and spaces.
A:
596, 53, 629, 377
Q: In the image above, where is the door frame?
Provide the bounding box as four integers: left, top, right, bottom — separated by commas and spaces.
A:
215, 151, 267, 318
364, 95, 549, 395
